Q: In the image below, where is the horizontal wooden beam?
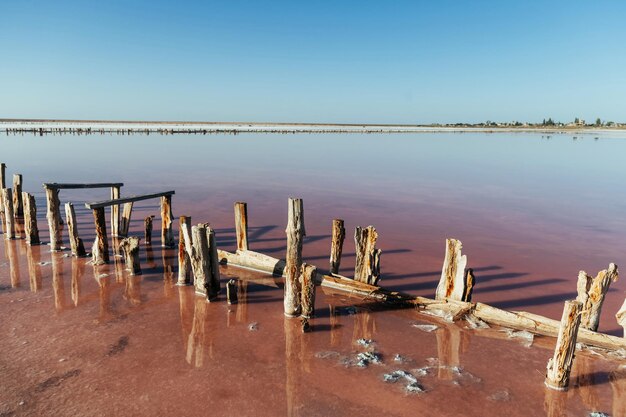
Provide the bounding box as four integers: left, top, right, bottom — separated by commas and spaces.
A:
85, 191, 175, 209
43, 182, 124, 190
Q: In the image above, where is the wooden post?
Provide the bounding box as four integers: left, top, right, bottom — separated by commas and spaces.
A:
616, 297, 626, 338
190, 224, 214, 300
144, 215, 154, 245
111, 186, 120, 236
435, 238, 474, 302
227, 279, 238, 304
2, 188, 15, 239
178, 216, 192, 285
120, 236, 141, 275
329, 219, 345, 275
300, 263, 317, 318
22, 192, 40, 245
545, 300, 583, 390
354, 225, 381, 285
234, 202, 249, 251
45, 187, 62, 250
576, 263, 618, 331
91, 207, 109, 264
284, 198, 305, 317
0, 163, 5, 188
12, 174, 23, 216
160, 195, 174, 247
64, 202, 85, 257
207, 226, 220, 298
119, 202, 133, 237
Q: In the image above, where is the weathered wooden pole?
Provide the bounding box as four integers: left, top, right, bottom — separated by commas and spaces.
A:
111, 185, 120, 236
284, 198, 305, 317
144, 215, 154, 245
118, 202, 133, 237
120, 236, 141, 275
616, 297, 626, 338
178, 216, 192, 285
300, 263, 317, 318
22, 192, 40, 245
207, 226, 221, 298
435, 238, 475, 302
2, 188, 15, 239
329, 219, 345, 275
64, 202, 85, 257
354, 225, 381, 285
545, 300, 583, 391
45, 186, 62, 250
190, 224, 214, 299
576, 263, 618, 331
91, 207, 109, 264
234, 202, 249, 251
12, 174, 23, 216
227, 279, 238, 304
160, 195, 174, 247
0, 162, 5, 188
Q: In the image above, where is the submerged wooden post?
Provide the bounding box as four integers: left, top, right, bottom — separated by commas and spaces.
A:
177, 216, 192, 285
45, 186, 62, 250
616, 297, 626, 338
545, 300, 583, 391
354, 225, 381, 285
12, 174, 23, 216
111, 185, 120, 236
119, 202, 133, 237
234, 202, 249, 251
22, 192, 40, 245
207, 227, 220, 298
576, 263, 618, 331
64, 202, 85, 257
435, 238, 475, 302
92, 207, 109, 264
2, 188, 15, 239
120, 236, 141, 275
285, 198, 305, 317
227, 279, 238, 305
144, 215, 154, 245
300, 263, 317, 318
329, 219, 345, 275
160, 195, 174, 247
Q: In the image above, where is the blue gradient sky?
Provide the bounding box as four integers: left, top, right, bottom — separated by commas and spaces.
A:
1, 1, 625, 123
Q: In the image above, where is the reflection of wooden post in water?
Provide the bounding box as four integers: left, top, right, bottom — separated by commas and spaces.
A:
610, 365, 626, 417
146, 245, 155, 265
71, 257, 85, 306
96, 269, 112, 319
7, 239, 21, 288
573, 354, 600, 412
52, 254, 66, 312
285, 318, 304, 417
236, 280, 248, 323
543, 387, 567, 417
329, 305, 342, 347
436, 325, 462, 380
186, 296, 207, 368
352, 309, 376, 342
125, 275, 142, 306
226, 279, 238, 304
162, 247, 175, 298
178, 286, 195, 351
26, 243, 42, 291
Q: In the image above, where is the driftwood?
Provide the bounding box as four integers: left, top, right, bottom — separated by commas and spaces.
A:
300, 263, 317, 318
284, 198, 305, 317
91, 207, 109, 264
234, 202, 249, 251
576, 263, 618, 331
144, 215, 154, 245
120, 236, 141, 275
2, 188, 15, 239
436, 238, 474, 302
64, 202, 85, 257
616, 297, 626, 338
178, 216, 192, 285
45, 187, 62, 250
119, 202, 133, 237
329, 219, 345, 275
22, 192, 40, 245
111, 185, 120, 236
218, 249, 286, 275
160, 195, 174, 247
227, 279, 238, 304
354, 225, 381, 285
12, 174, 23, 217
545, 300, 583, 390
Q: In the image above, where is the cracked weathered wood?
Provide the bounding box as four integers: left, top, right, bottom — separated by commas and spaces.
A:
329, 219, 345, 275
45, 187, 62, 250
576, 263, 618, 331
111, 186, 120, 236
234, 202, 248, 251
91, 207, 109, 264
300, 263, 317, 318
64, 202, 85, 257
617, 297, 626, 338
119, 202, 133, 237
22, 192, 40, 245
207, 226, 220, 298
227, 279, 238, 305
545, 300, 583, 390
284, 198, 304, 317
12, 174, 23, 217
161, 195, 174, 247
436, 238, 474, 302
120, 236, 141, 275
354, 225, 381, 285
190, 224, 215, 300
2, 188, 15, 239
144, 215, 154, 245
177, 216, 192, 285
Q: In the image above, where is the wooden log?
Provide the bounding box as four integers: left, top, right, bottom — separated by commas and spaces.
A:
12, 174, 23, 216
284, 198, 305, 317
120, 236, 141, 275
226, 279, 238, 304
144, 215, 154, 245
91, 207, 109, 264
119, 202, 133, 237
177, 216, 192, 285
616, 297, 626, 338
207, 226, 220, 298
545, 300, 583, 390
435, 238, 474, 302
2, 188, 15, 239
111, 186, 120, 236
300, 263, 317, 318
64, 202, 85, 257
45, 187, 62, 250
22, 192, 40, 245
234, 202, 248, 251
354, 225, 381, 285
576, 263, 618, 331
329, 219, 345, 275
85, 190, 174, 209
44, 182, 123, 190
217, 249, 286, 276
190, 224, 214, 300
161, 195, 174, 247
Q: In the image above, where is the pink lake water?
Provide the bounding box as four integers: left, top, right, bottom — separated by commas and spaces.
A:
1, 132, 626, 416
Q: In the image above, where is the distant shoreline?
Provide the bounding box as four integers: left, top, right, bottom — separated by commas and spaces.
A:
1, 118, 625, 135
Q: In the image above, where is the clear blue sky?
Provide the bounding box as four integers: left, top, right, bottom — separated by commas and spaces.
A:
1, 1, 625, 124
